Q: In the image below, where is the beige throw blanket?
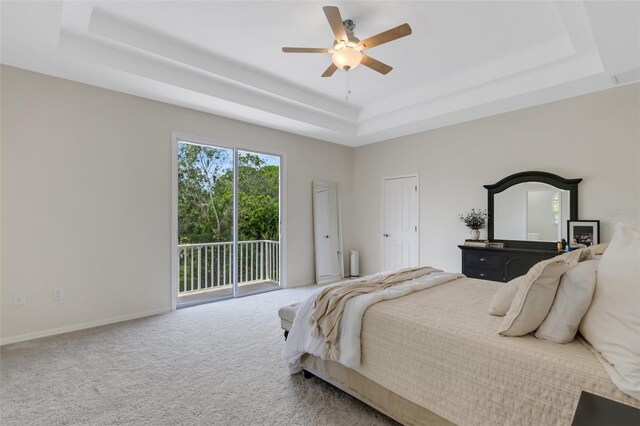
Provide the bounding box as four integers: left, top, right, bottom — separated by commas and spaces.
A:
309, 266, 442, 360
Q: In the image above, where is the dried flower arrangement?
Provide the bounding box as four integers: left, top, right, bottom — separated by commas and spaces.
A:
458, 209, 488, 230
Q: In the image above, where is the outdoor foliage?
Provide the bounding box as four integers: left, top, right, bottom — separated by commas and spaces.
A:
178, 143, 279, 244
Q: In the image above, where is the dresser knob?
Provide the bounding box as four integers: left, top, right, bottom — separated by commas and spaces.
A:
480, 273, 486, 277
480, 257, 487, 262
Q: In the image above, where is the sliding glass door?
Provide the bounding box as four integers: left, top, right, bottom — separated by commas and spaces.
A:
237, 150, 281, 295
176, 140, 281, 307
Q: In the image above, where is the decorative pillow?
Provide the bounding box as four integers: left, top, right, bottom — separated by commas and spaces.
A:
535, 259, 599, 343
579, 223, 640, 400
489, 276, 523, 316
580, 243, 608, 261
498, 250, 581, 336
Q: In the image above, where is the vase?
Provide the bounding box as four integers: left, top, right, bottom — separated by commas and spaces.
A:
470, 229, 480, 240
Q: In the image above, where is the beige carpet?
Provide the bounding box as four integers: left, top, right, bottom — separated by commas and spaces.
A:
0, 286, 397, 425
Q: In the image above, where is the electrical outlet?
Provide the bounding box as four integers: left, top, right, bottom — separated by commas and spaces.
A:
53, 288, 64, 300
13, 294, 26, 306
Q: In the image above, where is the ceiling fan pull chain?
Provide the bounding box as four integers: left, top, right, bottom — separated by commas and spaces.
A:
345, 70, 352, 101
282, 7, 412, 78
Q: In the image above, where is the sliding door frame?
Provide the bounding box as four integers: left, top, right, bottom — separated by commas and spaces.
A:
170, 132, 286, 311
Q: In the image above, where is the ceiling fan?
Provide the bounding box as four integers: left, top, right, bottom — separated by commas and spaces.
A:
282, 6, 412, 77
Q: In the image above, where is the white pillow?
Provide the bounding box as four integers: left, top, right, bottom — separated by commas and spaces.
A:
489, 276, 522, 316
489, 246, 603, 318
498, 250, 581, 336
535, 259, 599, 343
579, 223, 640, 400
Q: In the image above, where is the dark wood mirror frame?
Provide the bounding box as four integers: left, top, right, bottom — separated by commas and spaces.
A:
484, 171, 582, 250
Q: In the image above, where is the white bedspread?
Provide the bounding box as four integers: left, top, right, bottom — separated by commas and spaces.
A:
282, 270, 463, 374
355, 277, 640, 425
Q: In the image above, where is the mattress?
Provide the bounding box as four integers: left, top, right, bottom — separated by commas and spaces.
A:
346, 277, 640, 426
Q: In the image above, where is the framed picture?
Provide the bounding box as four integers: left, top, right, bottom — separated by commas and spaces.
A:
568, 220, 600, 246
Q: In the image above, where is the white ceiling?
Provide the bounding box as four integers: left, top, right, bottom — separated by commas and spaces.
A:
2, 1, 639, 147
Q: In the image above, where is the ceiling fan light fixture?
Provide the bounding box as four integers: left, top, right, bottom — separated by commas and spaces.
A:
331, 46, 362, 70
281, 6, 412, 77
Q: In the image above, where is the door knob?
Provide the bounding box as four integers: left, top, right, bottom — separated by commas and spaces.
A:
384, 233, 390, 238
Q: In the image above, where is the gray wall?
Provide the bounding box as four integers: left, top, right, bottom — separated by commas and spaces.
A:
351, 83, 640, 274
0, 66, 353, 342
2, 64, 638, 343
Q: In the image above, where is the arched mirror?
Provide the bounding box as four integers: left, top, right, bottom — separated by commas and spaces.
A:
485, 171, 582, 249
312, 181, 344, 284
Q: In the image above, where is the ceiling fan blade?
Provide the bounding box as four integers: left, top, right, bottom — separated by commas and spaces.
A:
361, 54, 393, 74
321, 63, 338, 77
282, 47, 330, 53
323, 6, 348, 42
357, 23, 412, 50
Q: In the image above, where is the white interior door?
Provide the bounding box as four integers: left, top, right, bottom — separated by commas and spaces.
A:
314, 187, 340, 278
383, 176, 419, 270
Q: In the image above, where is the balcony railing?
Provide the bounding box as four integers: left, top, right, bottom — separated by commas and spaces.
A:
178, 240, 280, 295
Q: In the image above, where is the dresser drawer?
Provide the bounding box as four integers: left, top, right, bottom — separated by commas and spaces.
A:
460, 245, 559, 284
464, 266, 503, 282
465, 252, 502, 268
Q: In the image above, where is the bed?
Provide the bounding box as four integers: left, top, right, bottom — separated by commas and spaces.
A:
294, 277, 640, 425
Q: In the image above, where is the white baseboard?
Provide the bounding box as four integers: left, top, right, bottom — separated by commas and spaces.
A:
0, 308, 171, 346
284, 279, 315, 288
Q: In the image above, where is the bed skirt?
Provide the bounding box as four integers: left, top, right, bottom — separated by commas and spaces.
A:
301, 354, 453, 426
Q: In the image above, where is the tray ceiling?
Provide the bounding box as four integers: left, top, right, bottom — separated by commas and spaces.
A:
2, 1, 639, 146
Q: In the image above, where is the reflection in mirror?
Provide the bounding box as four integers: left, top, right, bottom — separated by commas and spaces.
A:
494, 182, 570, 242
313, 181, 344, 284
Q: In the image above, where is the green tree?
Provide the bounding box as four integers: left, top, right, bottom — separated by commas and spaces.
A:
178, 144, 279, 244
237, 152, 279, 240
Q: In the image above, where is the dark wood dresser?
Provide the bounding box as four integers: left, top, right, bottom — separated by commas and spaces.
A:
458, 245, 561, 282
